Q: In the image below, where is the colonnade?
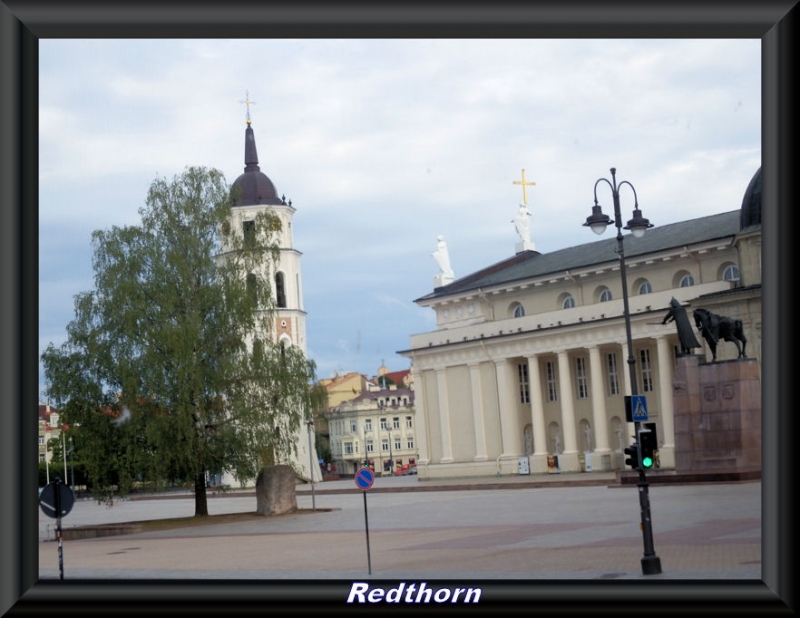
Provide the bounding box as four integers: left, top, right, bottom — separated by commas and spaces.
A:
412, 334, 679, 477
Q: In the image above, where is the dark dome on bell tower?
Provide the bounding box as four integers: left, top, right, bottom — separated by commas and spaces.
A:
739, 166, 761, 229
230, 121, 283, 207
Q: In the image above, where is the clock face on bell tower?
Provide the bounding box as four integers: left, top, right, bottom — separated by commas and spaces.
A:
276, 317, 291, 337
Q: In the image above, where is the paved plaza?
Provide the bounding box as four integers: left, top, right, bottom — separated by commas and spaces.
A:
38, 473, 761, 581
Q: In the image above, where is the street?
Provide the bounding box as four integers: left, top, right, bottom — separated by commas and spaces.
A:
39, 475, 761, 580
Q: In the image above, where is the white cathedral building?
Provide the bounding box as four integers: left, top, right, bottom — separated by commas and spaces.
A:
218, 111, 322, 485
400, 168, 762, 480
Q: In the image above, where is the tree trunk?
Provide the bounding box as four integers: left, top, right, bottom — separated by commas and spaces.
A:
194, 473, 209, 516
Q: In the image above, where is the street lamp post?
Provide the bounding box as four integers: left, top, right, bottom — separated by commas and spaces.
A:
69, 438, 75, 489
584, 167, 662, 576
306, 419, 316, 511
388, 428, 394, 476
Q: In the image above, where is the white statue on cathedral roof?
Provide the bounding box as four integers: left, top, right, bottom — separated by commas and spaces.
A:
513, 203, 532, 245
432, 234, 454, 286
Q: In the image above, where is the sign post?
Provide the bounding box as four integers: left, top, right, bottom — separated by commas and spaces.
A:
39, 478, 75, 579
355, 466, 375, 575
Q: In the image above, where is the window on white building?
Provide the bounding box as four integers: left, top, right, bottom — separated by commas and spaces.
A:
366, 440, 374, 453
380, 418, 389, 430
393, 417, 400, 429
546, 361, 557, 402
381, 439, 390, 452
680, 274, 695, 287
640, 348, 654, 392
406, 437, 415, 449
344, 442, 353, 455
405, 416, 413, 428
518, 362, 530, 404
638, 280, 652, 294
562, 295, 575, 309
365, 419, 372, 432
599, 288, 613, 302
723, 264, 740, 284
607, 352, 619, 396
349, 419, 358, 433
394, 438, 402, 451
576, 357, 588, 399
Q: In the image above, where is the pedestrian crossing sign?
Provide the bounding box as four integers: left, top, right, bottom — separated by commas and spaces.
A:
625, 395, 649, 422
628, 395, 648, 422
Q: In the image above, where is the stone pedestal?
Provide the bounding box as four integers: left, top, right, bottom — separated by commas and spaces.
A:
672, 355, 761, 472
255, 464, 298, 516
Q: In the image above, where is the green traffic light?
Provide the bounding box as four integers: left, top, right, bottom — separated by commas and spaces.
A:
641, 456, 654, 468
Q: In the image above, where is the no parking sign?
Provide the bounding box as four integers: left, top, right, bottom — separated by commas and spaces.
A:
355, 467, 375, 574
355, 466, 375, 491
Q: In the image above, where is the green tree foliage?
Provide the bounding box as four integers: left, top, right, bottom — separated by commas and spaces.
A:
41, 167, 319, 516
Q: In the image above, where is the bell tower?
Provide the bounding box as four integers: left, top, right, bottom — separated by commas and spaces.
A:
223, 94, 319, 482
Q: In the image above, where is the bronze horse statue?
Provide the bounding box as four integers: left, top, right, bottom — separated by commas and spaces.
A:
693, 308, 747, 361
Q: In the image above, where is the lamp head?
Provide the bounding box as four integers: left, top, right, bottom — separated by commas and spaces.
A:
624, 207, 653, 238
584, 203, 613, 235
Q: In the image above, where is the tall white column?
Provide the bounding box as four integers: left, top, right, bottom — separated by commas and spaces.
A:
588, 345, 612, 453
469, 362, 488, 461
556, 350, 579, 455
494, 359, 518, 457
655, 335, 677, 468
527, 354, 549, 473
435, 367, 454, 463
411, 366, 429, 466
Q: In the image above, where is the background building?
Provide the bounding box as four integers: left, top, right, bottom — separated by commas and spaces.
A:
325, 376, 418, 476
400, 168, 762, 480
37, 403, 62, 465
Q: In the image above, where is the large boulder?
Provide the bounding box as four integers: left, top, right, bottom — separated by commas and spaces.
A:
255, 465, 298, 516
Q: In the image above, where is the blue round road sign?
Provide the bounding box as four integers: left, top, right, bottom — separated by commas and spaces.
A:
39, 480, 75, 519
355, 467, 375, 491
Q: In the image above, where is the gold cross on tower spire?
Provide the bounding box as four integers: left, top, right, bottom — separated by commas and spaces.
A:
513, 169, 536, 206
240, 90, 256, 125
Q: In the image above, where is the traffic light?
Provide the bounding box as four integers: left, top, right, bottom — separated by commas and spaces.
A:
624, 442, 640, 470
638, 426, 658, 470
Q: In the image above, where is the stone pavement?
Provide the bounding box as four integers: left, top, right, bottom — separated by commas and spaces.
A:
37, 472, 762, 582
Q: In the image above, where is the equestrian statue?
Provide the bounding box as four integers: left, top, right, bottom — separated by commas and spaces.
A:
661, 297, 702, 354
692, 307, 747, 362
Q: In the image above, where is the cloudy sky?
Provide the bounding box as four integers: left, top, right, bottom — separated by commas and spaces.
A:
38, 38, 760, 399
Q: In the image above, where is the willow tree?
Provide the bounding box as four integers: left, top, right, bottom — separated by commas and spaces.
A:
42, 166, 319, 516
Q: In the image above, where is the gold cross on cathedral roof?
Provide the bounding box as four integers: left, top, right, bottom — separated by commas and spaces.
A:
513, 169, 536, 206
240, 91, 256, 125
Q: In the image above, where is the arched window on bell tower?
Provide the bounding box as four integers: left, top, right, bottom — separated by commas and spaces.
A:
275, 272, 287, 308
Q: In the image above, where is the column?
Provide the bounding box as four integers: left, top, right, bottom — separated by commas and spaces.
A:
494, 359, 518, 458
588, 345, 612, 455
469, 362, 488, 461
527, 354, 549, 473
655, 335, 677, 469
556, 350, 579, 463
435, 367, 454, 463
410, 366, 430, 467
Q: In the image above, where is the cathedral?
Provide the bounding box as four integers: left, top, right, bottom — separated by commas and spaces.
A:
400, 168, 762, 480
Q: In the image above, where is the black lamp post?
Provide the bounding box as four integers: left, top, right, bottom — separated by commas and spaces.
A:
584, 167, 661, 576
306, 418, 316, 511
388, 426, 394, 476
